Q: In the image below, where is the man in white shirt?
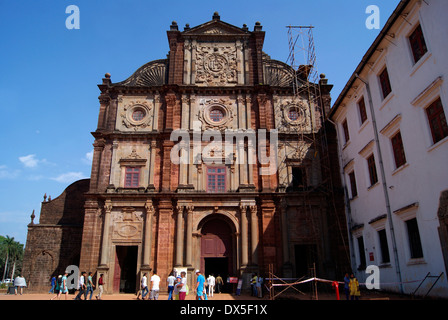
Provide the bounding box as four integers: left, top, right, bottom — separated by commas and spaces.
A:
150, 270, 161, 300
207, 274, 215, 297
74, 271, 86, 300
178, 271, 187, 300
167, 272, 176, 300
139, 273, 148, 300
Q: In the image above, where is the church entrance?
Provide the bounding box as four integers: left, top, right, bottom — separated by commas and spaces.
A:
200, 217, 233, 293
113, 246, 138, 293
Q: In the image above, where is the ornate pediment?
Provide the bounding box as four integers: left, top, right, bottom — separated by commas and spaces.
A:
182, 16, 249, 37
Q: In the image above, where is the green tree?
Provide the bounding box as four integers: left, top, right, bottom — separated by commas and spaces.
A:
1, 236, 24, 281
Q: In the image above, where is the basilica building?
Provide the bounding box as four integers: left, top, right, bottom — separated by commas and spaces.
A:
23, 13, 349, 294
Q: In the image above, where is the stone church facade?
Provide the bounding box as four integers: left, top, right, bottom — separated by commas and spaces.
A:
23, 13, 349, 293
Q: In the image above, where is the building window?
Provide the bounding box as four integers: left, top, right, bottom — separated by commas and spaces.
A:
406, 218, 424, 259
357, 236, 366, 270
288, 108, 299, 121
132, 109, 146, 122
426, 98, 448, 144
379, 67, 392, 99
378, 229, 390, 264
292, 167, 306, 188
209, 108, 224, 122
207, 167, 226, 193
348, 171, 358, 198
367, 154, 378, 186
391, 131, 407, 168
342, 119, 350, 144
358, 97, 368, 125
409, 24, 428, 64
124, 167, 140, 188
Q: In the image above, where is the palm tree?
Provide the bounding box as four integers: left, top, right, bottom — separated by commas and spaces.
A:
1, 236, 15, 282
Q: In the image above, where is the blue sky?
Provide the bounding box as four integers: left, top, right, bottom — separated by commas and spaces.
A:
0, 0, 399, 245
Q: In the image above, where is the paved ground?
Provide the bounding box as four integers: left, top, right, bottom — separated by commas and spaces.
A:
0, 289, 418, 300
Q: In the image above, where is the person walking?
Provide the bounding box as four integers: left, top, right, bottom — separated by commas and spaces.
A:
137, 273, 149, 300
167, 272, 176, 300
150, 270, 161, 300
50, 275, 62, 300
95, 274, 104, 300
74, 271, 86, 300
207, 274, 215, 297
349, 273, 361, 300
178, 271, 188, 300
195, 270, 206, 300
215, 274, 223, 294
86, 272, 95, 300
59, 271, 69, 300
49, 276, 56, 294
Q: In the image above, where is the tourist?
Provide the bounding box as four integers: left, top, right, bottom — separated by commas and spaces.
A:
96, 274, 104, 300
173, 276, 181, 300
215, 274, 223, 293
86, 272, 95, 300
207, 274, 215, 297
50, 275, 62, 300
74, 271, 86, 300
137, 273, 148, 300
195, 270, 206, 300
59, 271, 69, 300
178, 271, 188, 300
150, 270, 161, 300
13, 275, 26, 295
49, 276, 56, 294
167, 272, 176, 300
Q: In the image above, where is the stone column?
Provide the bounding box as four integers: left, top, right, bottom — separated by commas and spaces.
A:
249, 205, 258, 265
240, 204, 249, 267
185, 205, 194, 266
148, 140, 157, 190
99, 200, 112, 267
153, 95, 160, 131
142, 200, 155, 269
175, 205, 184, 267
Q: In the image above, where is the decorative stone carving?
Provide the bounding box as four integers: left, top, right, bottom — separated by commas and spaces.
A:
120, 99, 153, 130
198, 98, 235, 131
276, 99, 310, 133
195, 44, 238, 86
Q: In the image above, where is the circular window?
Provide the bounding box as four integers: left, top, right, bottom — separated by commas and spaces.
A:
132, 109, 146, 122
288, 108, 300, 121
209, 109, 224, 122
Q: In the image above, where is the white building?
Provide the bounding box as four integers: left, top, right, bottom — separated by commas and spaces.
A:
329, 0, 448, 298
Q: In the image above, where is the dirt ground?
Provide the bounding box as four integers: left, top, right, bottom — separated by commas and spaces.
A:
0, 288, 422, 301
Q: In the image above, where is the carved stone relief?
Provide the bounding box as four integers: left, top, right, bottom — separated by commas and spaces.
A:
120, 99, 153, 131
195, 44, 238, 86
112, 207, 144, 241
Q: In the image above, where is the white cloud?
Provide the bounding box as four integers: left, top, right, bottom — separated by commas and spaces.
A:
82, 150, 94, 165
51, 171, 87, 183
0, 165, 20, 179
19, 154, 39, 168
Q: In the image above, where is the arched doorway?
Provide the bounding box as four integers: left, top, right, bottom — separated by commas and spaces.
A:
200, 216, 234, 293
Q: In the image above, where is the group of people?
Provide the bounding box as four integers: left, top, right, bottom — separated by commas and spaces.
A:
137, 270, 225, 301
343, 273, 361, 300
49, 271, 105, 300
250, 273, 263, 298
